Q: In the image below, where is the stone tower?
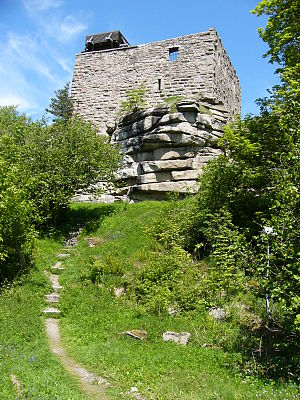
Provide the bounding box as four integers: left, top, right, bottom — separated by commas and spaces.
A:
71, 29, 240, 133
71, 29, 241, 201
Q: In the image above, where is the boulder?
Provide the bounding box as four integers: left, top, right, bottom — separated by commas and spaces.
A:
193, 153, 217, 169
108, 100, 229, 200
132, 181, 199, 193
177, 104, 199, 113
209, 307, 227, 321
114, 287, 125, 298
196, 113, 214, 128
171, 170, 201, 181
115, 164, 140, 180
118, 106, 169, 126
115, 116, 161, 141
141, 159, 194, 173
152, 147, 196, 161
157, 112, 187, 126
162, 332, 190, 345
120, 133, 206, 152
123, 330, 147, 340
176, 99, 200, 113
152, 122, 198, 136
137, 171, 172, 184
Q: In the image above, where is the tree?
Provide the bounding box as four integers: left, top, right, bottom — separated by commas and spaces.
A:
182, 1, 300, 369
252, 0, 300, 107
0, 106, 121, 279
45, 82, 73, 122
252, 0, 300, 70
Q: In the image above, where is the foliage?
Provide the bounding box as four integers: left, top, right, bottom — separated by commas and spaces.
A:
55, 202, 299, 398
140, 196, 250, 311
252, 0, 300, 70
118, 83, 147, 116
81, 255, 125, 284
0, 239, 89, 399
45, 82, 73, 122
0, 106, 120, 279
188, 106, 299, 321
178, 0, 300, 335
153, 0, 299, 379
0, 158, 36, 280
150, 0, 300, 375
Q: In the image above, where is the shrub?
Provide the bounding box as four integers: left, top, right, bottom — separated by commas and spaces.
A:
81, 255, 125, 284
118, 83, 147, 116
0, 106, 121, 280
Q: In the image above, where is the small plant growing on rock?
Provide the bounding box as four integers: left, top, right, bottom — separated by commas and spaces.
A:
118, 83, 147, 116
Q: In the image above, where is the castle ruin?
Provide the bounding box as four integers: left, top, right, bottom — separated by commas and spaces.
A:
71, 29, 241, 201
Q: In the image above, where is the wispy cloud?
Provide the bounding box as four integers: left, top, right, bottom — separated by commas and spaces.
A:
22, 0, 63, 12
7, 32, 59, 83
23, 0, 89, 43
60, 15, 87, 40
0, 1, 91, 117
0, 94, 32, 109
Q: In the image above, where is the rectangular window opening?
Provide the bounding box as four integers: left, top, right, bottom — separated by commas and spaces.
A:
169, 47, 179, 62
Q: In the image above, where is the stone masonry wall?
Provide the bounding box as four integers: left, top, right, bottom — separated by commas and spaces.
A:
71, 29, 241, 133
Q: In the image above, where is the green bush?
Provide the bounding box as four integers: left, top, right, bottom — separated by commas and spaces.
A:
81, 255, 125, 284
0, 159, 36, 280
0, 106, 121, 281
118, 83, 147, 116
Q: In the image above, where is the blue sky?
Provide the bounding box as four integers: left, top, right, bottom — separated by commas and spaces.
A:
0, 0, 279, 119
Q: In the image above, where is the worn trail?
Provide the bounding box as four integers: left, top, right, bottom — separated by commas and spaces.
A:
44, 230, 109, 400
45, 318, 109, 400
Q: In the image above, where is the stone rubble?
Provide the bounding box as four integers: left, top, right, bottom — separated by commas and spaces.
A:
162, 332, 191, 345
57, 253, 71, 259
208, 307, 227, 321
114, 287, 125, 298
123, 330, 147, 340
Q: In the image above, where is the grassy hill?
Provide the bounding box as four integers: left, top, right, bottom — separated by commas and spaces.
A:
0, 201, 299, 399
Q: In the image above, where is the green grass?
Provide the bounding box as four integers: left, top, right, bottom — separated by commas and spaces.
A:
54, 202, 299, 400
0, 237, 88, 399
1, 201, 298, 399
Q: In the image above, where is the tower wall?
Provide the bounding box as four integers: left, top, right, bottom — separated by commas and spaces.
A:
71, 29, 241, 133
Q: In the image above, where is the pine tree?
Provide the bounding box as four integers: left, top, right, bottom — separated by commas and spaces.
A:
46, 82, 73, 122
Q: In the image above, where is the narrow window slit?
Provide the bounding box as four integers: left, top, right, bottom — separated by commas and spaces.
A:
158, 78, 161, 91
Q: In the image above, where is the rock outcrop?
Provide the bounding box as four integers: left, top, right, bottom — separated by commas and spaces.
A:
110, 98, 228, 201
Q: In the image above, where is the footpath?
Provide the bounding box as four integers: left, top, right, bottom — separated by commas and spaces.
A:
43, 229, 109, 400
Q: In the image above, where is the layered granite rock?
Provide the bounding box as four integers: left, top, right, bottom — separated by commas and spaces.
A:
110, 98, 228, 201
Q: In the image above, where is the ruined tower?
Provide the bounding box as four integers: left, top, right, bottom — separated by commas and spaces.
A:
71, 29, 240, 133
71, 29, 241, 201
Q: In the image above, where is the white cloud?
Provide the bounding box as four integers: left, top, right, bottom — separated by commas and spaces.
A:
1, 1, 91, 117
55, 56, 73, 75
23, 0, 89, 43
7, 32, 59, 84
0, 94, 31, 109
60, 15, 87, 40
22, 0, 63, 12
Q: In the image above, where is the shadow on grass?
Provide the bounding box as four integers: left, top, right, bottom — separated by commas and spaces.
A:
42, 203, 117, 239
0, 203, 117, 286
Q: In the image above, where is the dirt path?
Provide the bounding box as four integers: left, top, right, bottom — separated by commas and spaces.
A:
45, 318, 109, 400
44, 230, 109, 400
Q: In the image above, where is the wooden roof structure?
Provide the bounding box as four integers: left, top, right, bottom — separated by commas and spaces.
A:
85, 30, 130, 51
